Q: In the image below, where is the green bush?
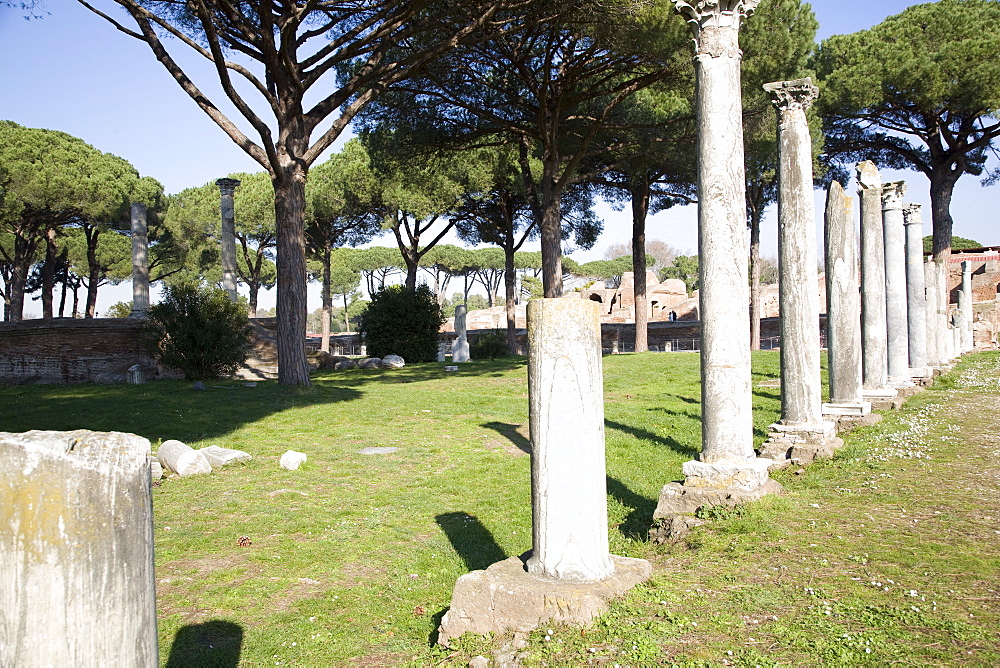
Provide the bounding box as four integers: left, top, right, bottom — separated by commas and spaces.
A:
470, 329, 511, 360
145, 284, 253, 380
103, 301, 133, 318
359, 285, 444, 363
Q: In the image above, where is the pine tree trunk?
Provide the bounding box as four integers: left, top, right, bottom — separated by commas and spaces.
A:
41, 225, 57, 320
321, 247, 332, 352
749, 205, 763, 351
505, 243, 517, 354
273, 165, 311, 386
930, 170, 959, 262
631, 179, 650, 353
85, 226, 101, 318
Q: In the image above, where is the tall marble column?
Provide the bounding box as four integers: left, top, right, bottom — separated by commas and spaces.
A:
130, 202, 149, 316
904, 204, 929, 376
758, 79, 837, 456
882, 181, 913, 388
960, 260, 974, 351
857, 162, 895, 398
216, 177, 241, 301
653, 0, 777, 529
821, 182, 869, 416
924, 258, 943, 368
675, 0, 759, 471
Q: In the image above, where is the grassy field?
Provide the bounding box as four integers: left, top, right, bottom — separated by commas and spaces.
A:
1, 350, 997, 666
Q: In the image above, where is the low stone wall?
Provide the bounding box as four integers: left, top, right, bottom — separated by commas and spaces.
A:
0, 318, 170, 385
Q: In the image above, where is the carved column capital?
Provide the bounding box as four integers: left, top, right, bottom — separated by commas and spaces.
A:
215, 178, 241, 196
903, 203, 923, 226
764, 78, 819, 113
881, 181, 906, 210
856, 161, 881, 190
673, 0, 759, 57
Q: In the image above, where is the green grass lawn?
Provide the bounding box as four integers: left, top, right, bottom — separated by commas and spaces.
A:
2, 350, 997, 666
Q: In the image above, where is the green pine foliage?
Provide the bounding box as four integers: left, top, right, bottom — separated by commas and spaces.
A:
145, 284, 253, 380
359, 284, 444, 363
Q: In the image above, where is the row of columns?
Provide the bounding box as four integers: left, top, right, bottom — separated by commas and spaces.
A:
128, 177, 241, 316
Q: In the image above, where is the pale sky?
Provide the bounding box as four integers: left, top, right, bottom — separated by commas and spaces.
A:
1, 1, 994, 314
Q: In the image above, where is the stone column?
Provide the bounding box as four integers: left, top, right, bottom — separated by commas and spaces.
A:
652, 1, 777, 538
526, 299, 613, 581
903, 204, 929, 376
960, 260, 974, 351
0, 430, 158, 665
758, 78, 838, 460
882, 181, 913, 388
435, 300, 651, 645
675, 0, 758, 469
216, 177, 241, 301
924, 258, 943, 368
857, 162, 895, 398
130, 202, 150, 316
821, 182, 869, 416
452, 304, 471, 363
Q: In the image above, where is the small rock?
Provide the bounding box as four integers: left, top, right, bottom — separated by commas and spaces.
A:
444, 366, 458, 372
469, 656, 489, 668
334, 360, 358, 370
150, 459, 163, 480
192, 381, 206, 391
200, 445, 252, 468
280, 450, 307, 470
242, 382, 257, 388
382, 354, 405, 368
358, 357, 383, 369
359, 447, 399, 455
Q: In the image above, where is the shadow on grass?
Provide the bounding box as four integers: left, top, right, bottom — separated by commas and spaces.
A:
481, 421, 531, 453
435, 511, 508, 572
607, 476, 658, 540
0, 359, 527, 444
605, 419, 699, 458
166, 619, 243, 668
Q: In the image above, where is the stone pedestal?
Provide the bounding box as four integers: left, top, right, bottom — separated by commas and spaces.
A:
216, 178, 240, 301
452, 305, 471, 363
858, 162, 894, 397
130, 202, 150, 316
882, 182, 914, 388
438, 299, 648, 645
0, 430, 158, 665
822, 182, 870, 417
759, 421, 843, 467
903, 205, 929, 376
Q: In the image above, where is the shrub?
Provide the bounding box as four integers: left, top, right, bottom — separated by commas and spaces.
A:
145, 284, 253, 379
359, 285, 444, 363
470, 329, 511, 360
103, 301, 133, 318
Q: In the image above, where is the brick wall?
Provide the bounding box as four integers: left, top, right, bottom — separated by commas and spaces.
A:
0, 318, 173, 385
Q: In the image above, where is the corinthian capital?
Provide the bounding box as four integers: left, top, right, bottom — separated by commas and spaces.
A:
763, 78, 819, 113
881, 181, 906, 210
673, 0, 760, 56
215, 177, 241, 196
903, 203, 923, 226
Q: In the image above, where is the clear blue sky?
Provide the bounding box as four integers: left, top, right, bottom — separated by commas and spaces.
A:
1, 1, 994, 312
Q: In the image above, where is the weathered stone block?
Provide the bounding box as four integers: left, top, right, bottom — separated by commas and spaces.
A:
199, 445, 252, 468
157, 439, 212, 477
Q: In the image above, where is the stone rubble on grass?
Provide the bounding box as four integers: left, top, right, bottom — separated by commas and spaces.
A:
199, 445, 252, 468
358, 358, 383, 369
335, 360, 358, 370
359, 447, 398, 455
150, 459, 163, 480
157, 439, 212, 477
280, 450, 307, 470
382, 354, 405, 368
192, 381, 206, 391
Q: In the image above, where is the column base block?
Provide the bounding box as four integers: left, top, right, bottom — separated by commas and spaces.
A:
863, 387, 899, 399
437, 553, 651, 647
759, 421, 844, 467
650, 477, 783, 543
889, 376, 915, 389
681, 458, 774, 492
909, 366, 932, 379
822, 401, 872, 417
